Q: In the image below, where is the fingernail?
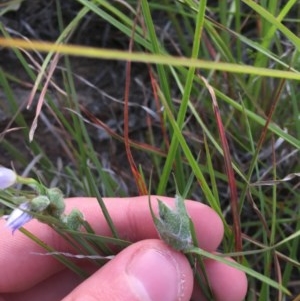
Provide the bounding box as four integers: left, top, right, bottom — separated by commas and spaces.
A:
127, 248, 182, 301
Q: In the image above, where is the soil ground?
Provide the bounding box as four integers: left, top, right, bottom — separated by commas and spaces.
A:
0, 1, 163, 195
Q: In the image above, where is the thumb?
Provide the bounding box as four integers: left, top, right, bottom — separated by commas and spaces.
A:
63, 239, 193, 301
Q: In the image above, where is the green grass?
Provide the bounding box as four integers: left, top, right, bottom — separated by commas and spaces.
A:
0, 0, 300, 300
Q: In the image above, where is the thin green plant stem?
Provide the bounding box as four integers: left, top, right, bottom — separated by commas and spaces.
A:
157, 0, 207, 194
157, 89, 228, 230
270, 148, 278, 247
203, 135, 220, 208
282, 214, 300, 285
246, 0, 297, 103
243, 0, 300, 51
208, 86, 300, 149
185, 247, 290, 295
85, 167, 120, 239
76, 0, 150, 50
287, 77, 300, 139
3, 37, 300, 81
62, 53, 118, 196
19, 227, 89, 278
188, 217, 214, 300
0, 68, 53, 170
27, 5, 91, 112
140, 0, 173, 109
234, 0, 242, 62
161, 0, 190, 56
165, 61, 300, 151
0, 25, 37, 81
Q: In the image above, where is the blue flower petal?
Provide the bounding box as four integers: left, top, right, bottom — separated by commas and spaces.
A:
5, 202, 33, 233
0, 167, 17, 189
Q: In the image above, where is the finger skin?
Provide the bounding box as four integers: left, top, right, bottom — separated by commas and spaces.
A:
0, 240, 194, 301
62, 240, 194, 301
0, 248, 248, 301
192, 258, 248, 301
1, 269, 82, 301
0, 196, 223, 292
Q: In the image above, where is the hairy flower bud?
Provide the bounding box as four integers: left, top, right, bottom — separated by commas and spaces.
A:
46, 187, 65, 218
66, 209, 84, 230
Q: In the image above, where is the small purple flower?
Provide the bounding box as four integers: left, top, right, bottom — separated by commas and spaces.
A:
5, 202, 33, 233
0, 167, 17, 189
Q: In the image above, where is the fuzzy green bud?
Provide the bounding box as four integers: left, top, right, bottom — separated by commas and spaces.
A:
66, 209, 84, 230
151, 194, 193, 251
31, 196, 50, 212
46, 187, 65, 218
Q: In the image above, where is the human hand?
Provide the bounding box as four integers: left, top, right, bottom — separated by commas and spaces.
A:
0, 196, 247, 301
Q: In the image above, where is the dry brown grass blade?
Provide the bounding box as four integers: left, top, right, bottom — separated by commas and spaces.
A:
271, 137, 283, 301
148, 68, 170, 150
250, 172, 300, 186
123, 2, 147, 195
78, 105, 166, 157
200, 75, 242, 258
28, 53, 60, 141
